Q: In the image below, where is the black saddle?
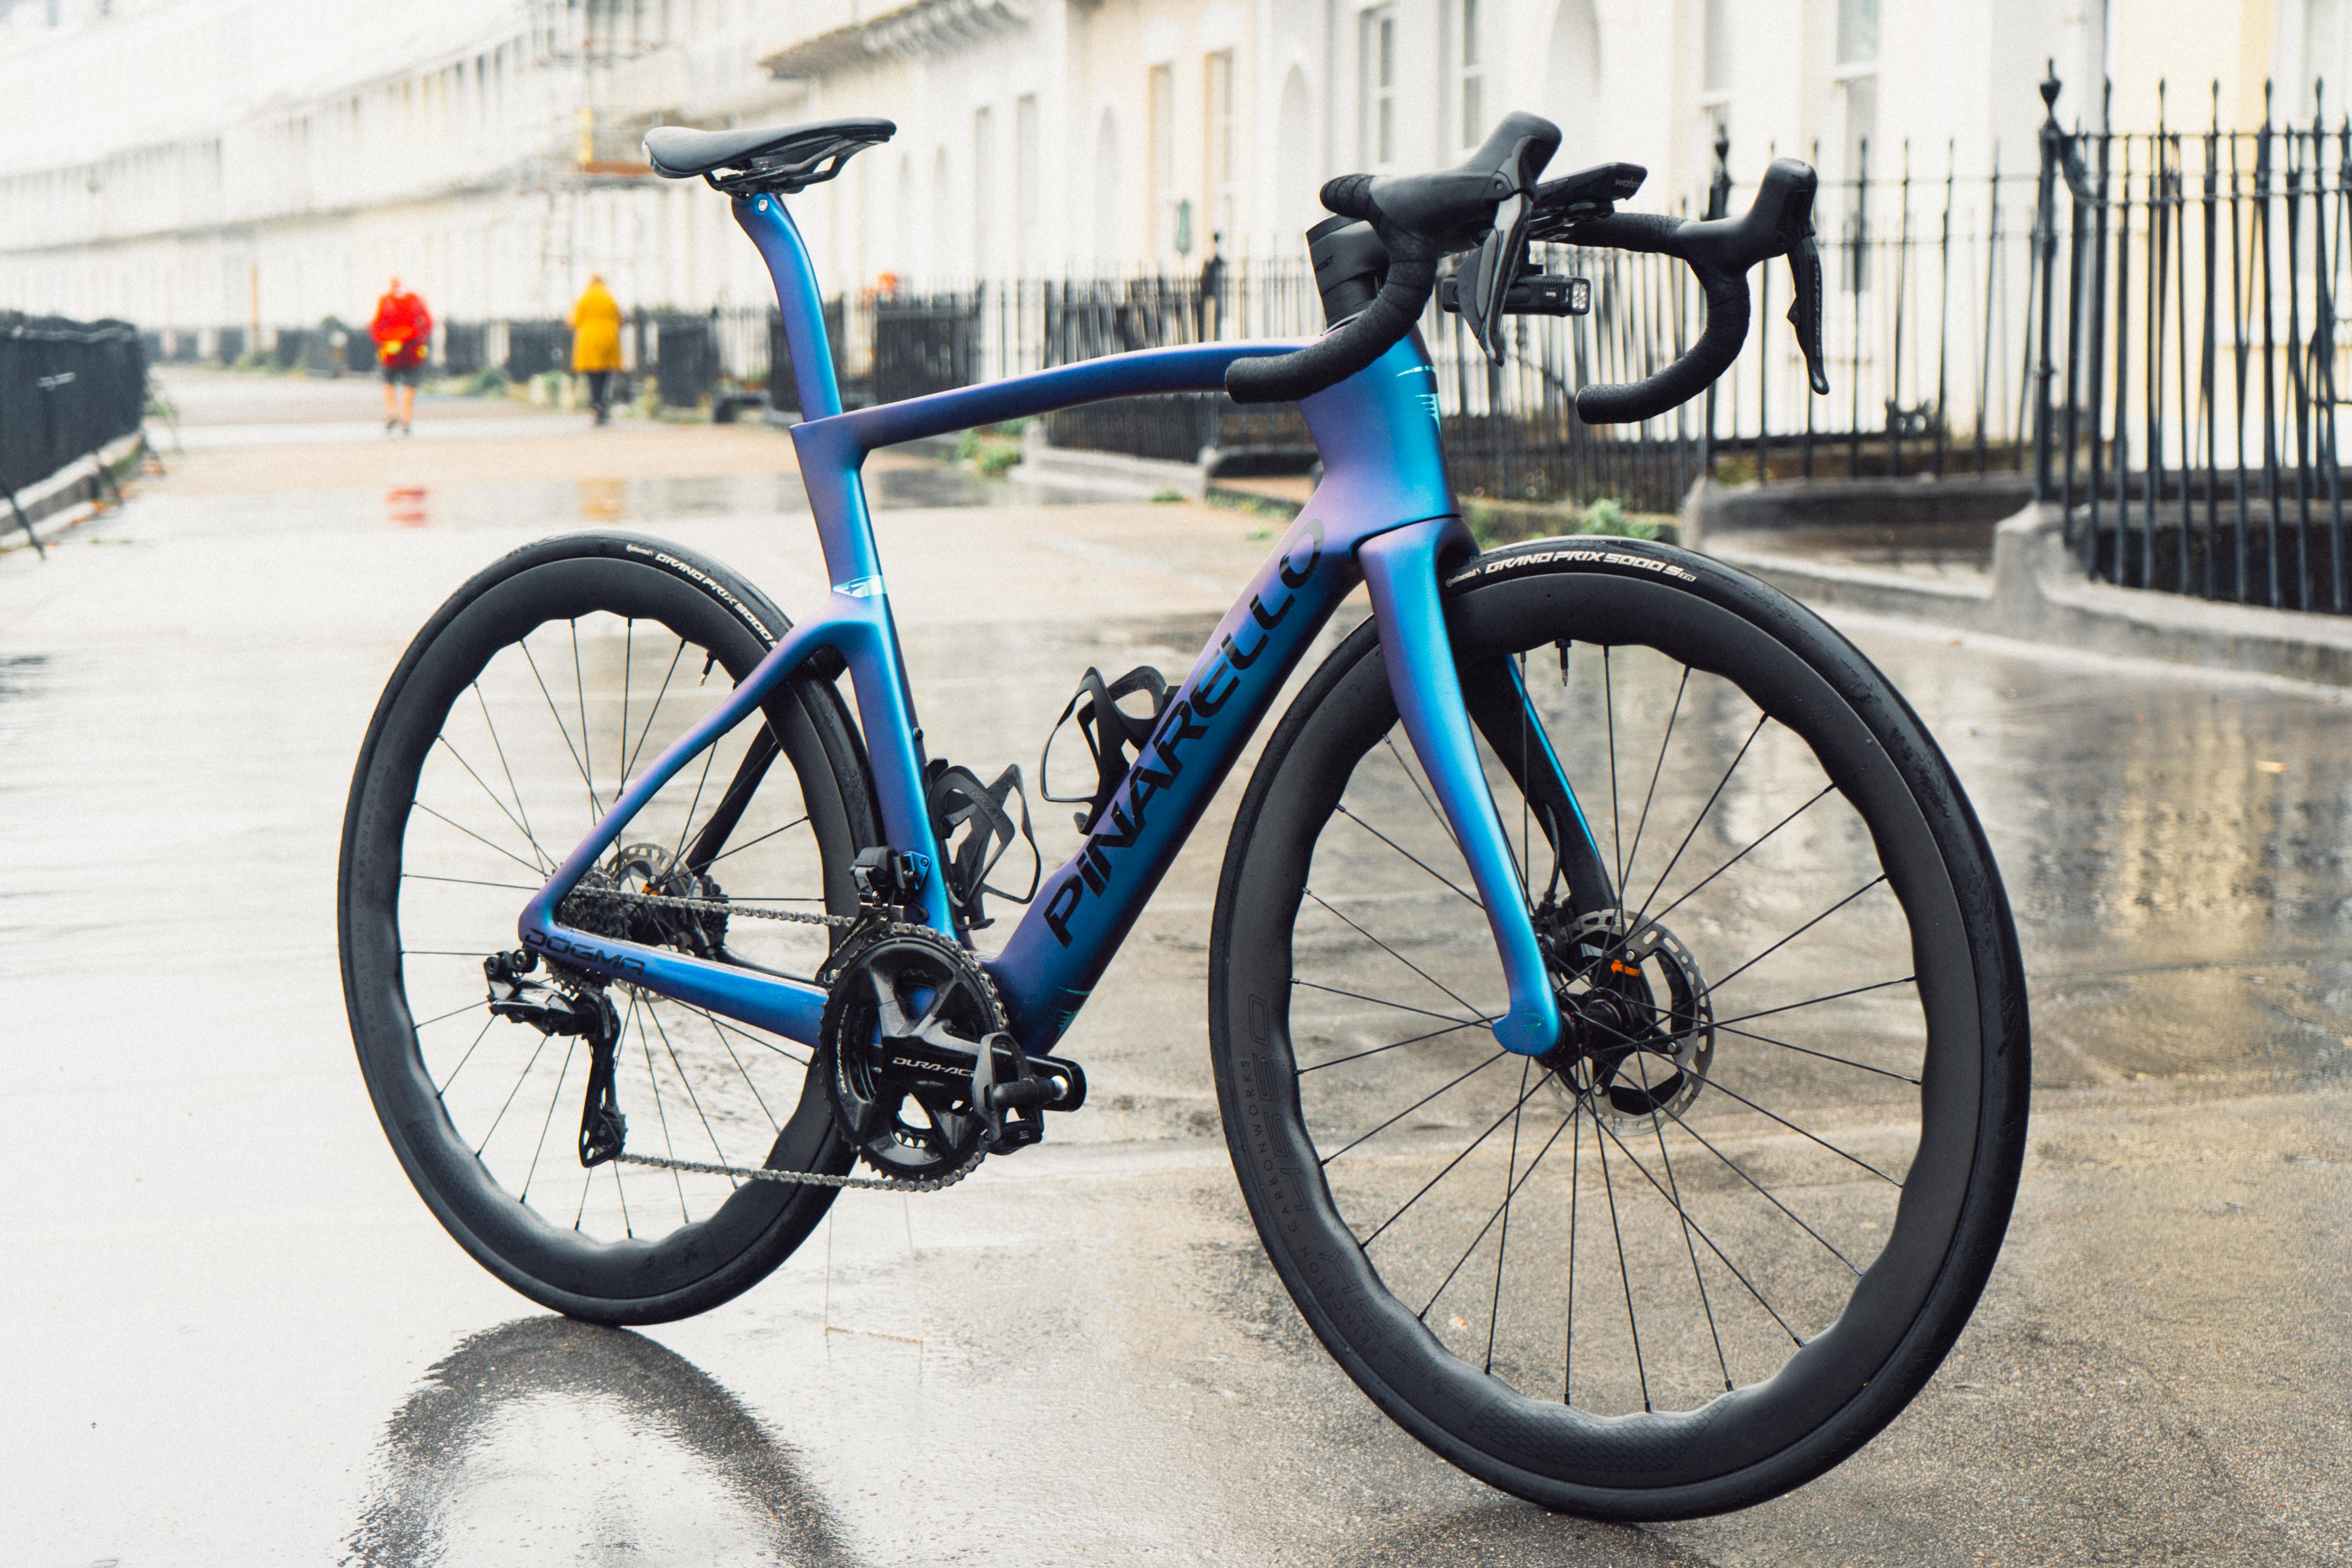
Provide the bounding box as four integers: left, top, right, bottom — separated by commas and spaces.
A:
644, 118, 895, 193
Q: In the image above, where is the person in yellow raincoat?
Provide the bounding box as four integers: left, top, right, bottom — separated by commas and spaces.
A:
569, 275, 626, 423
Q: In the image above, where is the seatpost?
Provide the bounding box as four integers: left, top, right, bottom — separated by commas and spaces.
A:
733, 194, 843, 420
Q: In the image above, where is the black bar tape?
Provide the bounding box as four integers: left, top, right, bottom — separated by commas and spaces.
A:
1227, 175, 1439, 405
1567, 213, 1752, 426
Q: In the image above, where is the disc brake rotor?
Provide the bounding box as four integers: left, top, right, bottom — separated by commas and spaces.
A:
1545, 909, 1714, 1128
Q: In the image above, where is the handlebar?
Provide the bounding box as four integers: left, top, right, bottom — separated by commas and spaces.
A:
1566, 158, 1828, 425
1228, 133, 1829, 426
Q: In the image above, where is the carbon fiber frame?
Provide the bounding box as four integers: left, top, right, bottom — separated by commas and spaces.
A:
518, 192, 1569, 1058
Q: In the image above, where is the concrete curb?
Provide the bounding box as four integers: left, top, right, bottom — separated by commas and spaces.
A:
2, 430, 149, 555
1013, 426, 1203, 499
1707, 500, 2352, 687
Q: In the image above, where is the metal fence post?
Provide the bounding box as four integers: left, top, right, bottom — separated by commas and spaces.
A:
2033, 64, 2066, 503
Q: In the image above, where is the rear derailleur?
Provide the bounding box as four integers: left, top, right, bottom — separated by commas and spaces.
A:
484, 950, 626, 1168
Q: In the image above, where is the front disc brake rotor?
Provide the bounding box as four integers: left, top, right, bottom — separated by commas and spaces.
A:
1548, 909, 1714, 1127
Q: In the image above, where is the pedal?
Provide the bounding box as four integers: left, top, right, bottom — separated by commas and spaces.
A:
970, 1033, 1088, 1153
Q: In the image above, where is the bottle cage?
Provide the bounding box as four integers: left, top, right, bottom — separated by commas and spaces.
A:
923, 758, 1039, 932
1038, 665, 1171, 835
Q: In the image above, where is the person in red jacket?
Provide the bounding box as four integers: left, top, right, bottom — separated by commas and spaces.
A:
370, 278, 433, 435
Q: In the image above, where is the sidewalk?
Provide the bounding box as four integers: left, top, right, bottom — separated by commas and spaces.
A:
1691, 477, 2352, 688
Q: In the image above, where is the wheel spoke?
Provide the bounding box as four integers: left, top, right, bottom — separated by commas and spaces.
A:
1659, 1101, 1862, 1274
412, 801, 550, 879
1291, 978, 1486, 1029
472, 683, 545, 870
1635, 1053, 1730, 1392
1630, 712, 1770, 926
1416, 1094, 1574, 1320
1485, 1058, 1534, 1374
1619, 666, 1691, 899
1694, 1071, 1903, 1186
435, 1013, 497, 1097
1321, 1048, 1509, 1168
474, 1028, 554, 1153
620, 637, 689, 788
520, 636, 603, 824
1359, 1066, 1554, 1246
1304, 888, 1489, 1021
1594, 1115, 1804, 1346
705, 813, 811, 864
1590, 1092, 1649, 1410
646, 1001, 738, 1183
1707, 875, 1890, 994
1336, 803, 1483, 908
1384, 735, 1460, 853
630, 992, 691, 1219
518, 1037, 578, 1205
433, 737, 556, 871
1295, 1015, 1488, 1074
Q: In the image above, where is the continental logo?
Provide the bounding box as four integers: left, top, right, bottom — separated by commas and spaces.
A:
624, 543, 776, 642
1446, 546, 1697, 588
1042, 519, 1324, 946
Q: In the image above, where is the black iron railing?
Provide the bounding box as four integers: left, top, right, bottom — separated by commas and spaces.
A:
2037, 72, 2352, 613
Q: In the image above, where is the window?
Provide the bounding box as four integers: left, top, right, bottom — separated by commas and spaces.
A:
973, 105, 995, 276
1834, 0, 1877, 182
1361, 5, 1397, 169
1698, 0, 1731, 144
1457, 0, 1485, 149
1015, 95, 1039, 276
1204, 51, 1236, 256
1149, 64, 1177, 256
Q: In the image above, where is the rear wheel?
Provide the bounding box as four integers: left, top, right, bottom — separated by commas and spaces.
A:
340, 533, 877, 1325
1209, 538, 2028, 1518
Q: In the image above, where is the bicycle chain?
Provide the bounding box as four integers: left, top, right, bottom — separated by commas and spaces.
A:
611, 1145, 986, 1193
565, 884, 986, 1195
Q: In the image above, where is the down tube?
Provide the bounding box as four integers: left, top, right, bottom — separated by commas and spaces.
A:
989, 517, 1353, 1052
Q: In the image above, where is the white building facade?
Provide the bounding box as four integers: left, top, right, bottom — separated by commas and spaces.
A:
0, 0, 2334, 336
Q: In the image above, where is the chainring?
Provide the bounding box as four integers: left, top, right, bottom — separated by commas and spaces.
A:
820, 926, 1008, 1180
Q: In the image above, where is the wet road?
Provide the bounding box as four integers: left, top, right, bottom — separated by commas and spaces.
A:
4, 370, 2349, 1565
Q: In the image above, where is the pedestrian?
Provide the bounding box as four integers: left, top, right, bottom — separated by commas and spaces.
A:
569, 274, 626, 424
1197, 233, 1226, 340
370, 277, 432, 435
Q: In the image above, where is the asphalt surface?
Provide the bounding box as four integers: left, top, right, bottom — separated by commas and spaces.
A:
3, 370, 2348, 1566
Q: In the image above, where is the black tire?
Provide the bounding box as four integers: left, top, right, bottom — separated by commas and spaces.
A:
1209, 537, 2028, 1519
340, 532, 879, 1325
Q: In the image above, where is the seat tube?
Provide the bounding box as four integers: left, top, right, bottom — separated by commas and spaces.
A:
1357, 523, 1561, 1058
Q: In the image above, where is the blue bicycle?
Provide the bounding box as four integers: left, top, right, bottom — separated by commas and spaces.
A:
340, 112, 2028, 1519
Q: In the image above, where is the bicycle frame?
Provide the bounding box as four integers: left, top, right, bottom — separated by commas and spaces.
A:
518, 192, 1571, 1060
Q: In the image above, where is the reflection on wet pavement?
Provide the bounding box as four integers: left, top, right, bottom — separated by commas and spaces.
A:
346, 1318, 863, 1568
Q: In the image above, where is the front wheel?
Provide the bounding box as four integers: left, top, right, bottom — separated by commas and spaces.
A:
1208, 538, 2028, 1519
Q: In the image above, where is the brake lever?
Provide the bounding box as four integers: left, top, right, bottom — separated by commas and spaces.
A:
1769, 166, 1830, 395
1466, 190, 1533, 363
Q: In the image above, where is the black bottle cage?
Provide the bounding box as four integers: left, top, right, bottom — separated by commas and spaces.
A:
1039, 665, 1170, 835
923, 760, 1039, 932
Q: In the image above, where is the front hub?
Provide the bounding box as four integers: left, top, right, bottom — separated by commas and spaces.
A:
1540, 908, 1714, 1126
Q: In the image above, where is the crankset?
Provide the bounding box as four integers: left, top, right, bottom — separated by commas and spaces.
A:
821, 926, 1085, 1179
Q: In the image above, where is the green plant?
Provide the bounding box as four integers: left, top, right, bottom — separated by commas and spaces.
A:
1150, 488, 1187, 503
975, 440, 1023, 477
463, 366, 507, 397
956, 430, 982, 462
1465, 500, 1503, 546
1573, 497, 1661, 540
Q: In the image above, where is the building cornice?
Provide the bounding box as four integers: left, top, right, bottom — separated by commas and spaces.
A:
759, 0, 1029, 81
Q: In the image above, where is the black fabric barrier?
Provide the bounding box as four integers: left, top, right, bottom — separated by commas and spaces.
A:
1, 312, 148, 507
